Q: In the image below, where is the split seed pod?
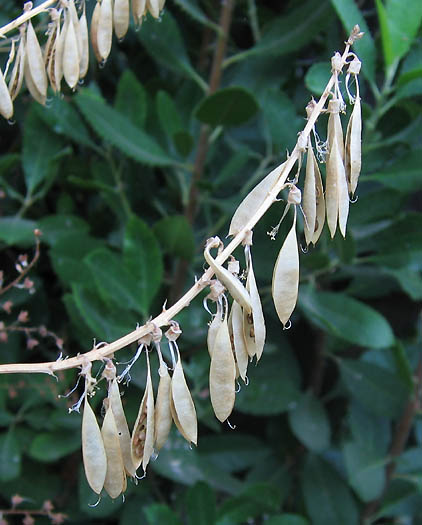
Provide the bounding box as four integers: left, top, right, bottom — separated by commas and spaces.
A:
170, 355, 197, 445
345, 96, 362, 197
114, 0, 130, 40
272, 208, 299, 327
109, 379, 136, 477
209, 313, 237, 422
244, 250, 266, 361
8, 35, 25, 102
230, 300, 249, 381
131, 351, 155, 471
0, 67, 13, 120
303, 139, 325, 245
25, 20, 48, 104
97, 0, 113, 62
102, 402, 126, 499
154, 356, 172, 451
82, 396, 107, 495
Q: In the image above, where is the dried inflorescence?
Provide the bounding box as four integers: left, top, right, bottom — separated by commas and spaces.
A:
0, 0, 166, 119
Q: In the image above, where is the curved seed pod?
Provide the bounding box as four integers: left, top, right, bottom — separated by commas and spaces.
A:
272, 208, 299, 327
325, 135, 339, 238
67, 0, 82, 58
210, 315, 236, 422
245, 252, 265, 361
132, 0, 147, 26
24, 54, 46, 105
52, 15, 66, 92
207, 305, 223, 358
327, 99, 344, 160
63, 12, 80, 89
98, 0, 113, 62
337, 143, 349, 238
109, 379, 136, 477
345, 96, 362, 196
242, 307, 255, 359
204, 239, 252, 314
90, 1, 102, 63
312, 152, 325, 245
229, 162, 286, 237
227, 305, 240, 380
230, 301, 249, 381
303, 141, 317, 246
0, 67, 13, 119
26, 20, 47, 101
8, 37, 25, 101
78, 8, 89, 78
154, 362, 172, 451
102, 403, 126, 499
171, 356, 197, 445
82, 396, 107, 495
159, 0, 166, 9
147, 0, 160, 18
44, 15, 59, 70
114, 0, 130, 40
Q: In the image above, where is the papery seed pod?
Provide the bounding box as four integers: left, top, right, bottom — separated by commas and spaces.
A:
63, 12, 80, 89
210, 314, 236, 422
114, 0, 130, 40
82, 396, 107, 495
159, 0, 166, 9
132, 0, 147, 26
147, 0, 160, 18
51, 15, 66, 92
345, 96, 362, 197
44, 13, 59, 70
154, 358, 172, 451
204, 238, 252, 314
312, 156, 325, 245
109, 379, 136, 477
0, 67, 13, 119
171, 356, 197, 445
131, 351, 155, 471
229, 162, 286, 237
272, 208, 299, 327
102, 403, 126, 499
327, 99, 344, 160
303, 140, 317, 246
97, 0, 113, 62
78, 7, 89, 78
337, 145, 349, 238
25, 20, 47, 102
207, 303, 223, 358
24, 54, 46, 105
326, 135, 348, 238
230, 301, 249, 381
245, 250, 266, 361
8, 37, 25, 101
90, 1, 102, 63
67, 0, 82, 58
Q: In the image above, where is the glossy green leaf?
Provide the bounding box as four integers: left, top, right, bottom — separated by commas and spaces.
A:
0, 430, 21, 481
172, 0, 219, 31
157, 90, 183, 137
384, 267, 422, 301
115, 70, 148, 129
302, 455, 359, 525
153, 215, 195, 261
145, 504, 182, 525
288, 391, 331, 452
38, 215, 89, 245
299, 286, 394, 348
76, 90, 175, 166
195, 87, 259, 127
29, 430, 81, 462
365, 150, 422, 192
185, 482, 216, 525
0, 217, 37, 245
266, 515, 309, 525
305, 62, 332, 96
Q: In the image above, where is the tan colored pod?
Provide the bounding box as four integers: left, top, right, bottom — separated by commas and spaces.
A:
327, 99, 344, 160
154, 363, 172, 451
109, 379, 136, 477
25, 20, 47, 101
114, 0, 130, 40
90, 1, 102, 63
345, 96, 362, 197
0, 66, 13, 120
147, 0, 160, 18
102, 404, 126, 499
82, 396, 107, 495
245, 252, 266, 361
207, 306, 223, 358
210, 316, 236, 422
325, 136, 340, 238
230, 301, 249, 381
24, 54, 46, 105
272, 209, 299, 327
312, 152, 325, 245
303, 142, 317, 246
229, 162, 286, 237
63, 12, 80, 89
8, 37, 25, 102
337, 145, 349, 238
132, 0, 147, 26
98, 0, 113, 62
171, 357, 197, 445
67, 0, 82, 58
52, 16, 66, 92
159, 0, 166, 9
79, 8, 89, 78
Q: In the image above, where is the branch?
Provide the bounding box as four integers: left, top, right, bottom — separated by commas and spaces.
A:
0, 0, 57, 38
0, 34, 357, 376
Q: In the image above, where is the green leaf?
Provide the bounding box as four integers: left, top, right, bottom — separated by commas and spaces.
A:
153, 215, 195, 261
185, 482, 216, 525
0, 430, 21, 481
266, 515, 309, 525
365, 150, 422, 192
339, 358, 410, 417
123, 215, 163, 313
115, 70, 148, 129
302, 455, 359, 525
145, 504, 182, 525
330, 0, 376, 81
85, 248, 146, 315
172, 0, 220, 31
305, 62, 332, 96
299, 286, 395, 349
157, 90, 183, 137
137, 12, 207, 91
384, 267, 422, 301
348, 401, 391, 454
173, 130, 194, 157
38, 214, 89, 245
0, 217, 37, 245
288, 391, 331, 452
22, 106, 65, 193
195, 87, 259, 127
29, 430, 81, 462
75, 90, 175, 166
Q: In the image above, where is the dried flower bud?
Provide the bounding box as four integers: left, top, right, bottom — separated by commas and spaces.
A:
102, 359, 116, 381
227, 257, 240, 276
331, 52, 343, 73
347, 56, 361, 75
23, 2, 33, 12
165, 321, 182, 342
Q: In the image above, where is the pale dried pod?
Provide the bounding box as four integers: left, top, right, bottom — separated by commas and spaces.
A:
171, 355, 197, 445
132, 0, 147, 26
345, 96, 362, 197
67, 0, 82, 58
63, 11, 80, 89
78, 7, 89, 78
245, 249, 266, 361
102, 402, 126, 499
90, 1, 102, 63
8, 36, 25, 101
327, 99, 344, 161
97, 0, 113, 62
51, 14, 67, 92
82, 396, 107, 495
0, 66, 13, 119
154, 359, 172, 451
25, 20, 47, 103
326, 135, 349, 238
230, 300, 249, 381
272, 208, 299, 327
209, 314, 236, 422
303, 140, 317, 246
114, 0, 130, 40
43, 12, 59, 70
159, 0, 166, 9
147, 0, 160, 18
207, 303, 223, 358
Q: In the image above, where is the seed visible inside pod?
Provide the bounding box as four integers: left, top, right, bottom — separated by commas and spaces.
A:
230, 300, 249, 381
171, 356, 197, 445
272, 208, 299, 327
102, 403, 126, 499
82, 396, 107, 495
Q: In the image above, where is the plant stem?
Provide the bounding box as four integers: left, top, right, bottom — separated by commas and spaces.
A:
0, 0, 57, 38
247, 0, 260, 42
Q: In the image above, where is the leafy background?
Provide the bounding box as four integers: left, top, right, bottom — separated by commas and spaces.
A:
0, 0, 421, 523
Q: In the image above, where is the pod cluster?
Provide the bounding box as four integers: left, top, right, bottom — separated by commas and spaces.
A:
0, 0, 165, 119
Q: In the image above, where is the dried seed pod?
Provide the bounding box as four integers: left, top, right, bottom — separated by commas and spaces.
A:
327, 99, 344, 160
207, 303, 223, 358
131, 351, 155, 471
63, 12, 80, 89
109, 379, 136, 477
90, 1, 102, 63
114, 0, 130, 40
171, 356, 197, 445
78, 7, 89, 78
97, 0, 113, 62
229, 162, 286, 237
159, 0, 166, 9
303, 140, 317, 246
82, 396, 107, 495
326, 135, 348, 238
8, 36, 25, 101
154, 358, 172, 451
245, 250, 266, 361
24, 54, 46, 105
44, 12, 59, 70
345, 96, 362, 197
147, 0, 160, 18
102, 402, 126, 499
0, 67, 13, 119
209, 314, 236, 422
272, 208, 299, 327
230, 300, 249, 381
132, 0, 147, 26
204, 238, 252, 315
67, 0, 82, 58
25, 20, 47, 102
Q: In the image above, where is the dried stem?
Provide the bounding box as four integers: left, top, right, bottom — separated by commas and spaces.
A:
0, 33, 357, 376
0, 0, 57, 38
